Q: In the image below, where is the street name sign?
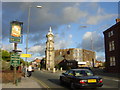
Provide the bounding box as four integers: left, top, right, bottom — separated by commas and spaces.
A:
20, 54, 31, 57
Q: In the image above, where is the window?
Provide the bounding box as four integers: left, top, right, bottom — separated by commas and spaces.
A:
68, 70, 74, 76
60, 52, 62, 55
75, 70, 93, 77
108, 32, 111, 37
109, 41, 115, 51
109, 42, 112, 51
108, 30, 114, 37
67, 51, 70, 54
111, 31, 113, 36
112, 56, 116, 66
112, 41, 115, 50
110, 56, 116, 66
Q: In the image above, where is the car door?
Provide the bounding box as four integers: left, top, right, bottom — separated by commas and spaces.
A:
62, 70, 70, 83
66, 70, 75, 84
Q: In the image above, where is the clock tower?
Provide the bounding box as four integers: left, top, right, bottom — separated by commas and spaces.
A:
46, 27, 55, 70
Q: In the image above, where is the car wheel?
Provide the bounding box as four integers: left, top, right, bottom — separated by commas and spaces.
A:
70, 82, 75, 90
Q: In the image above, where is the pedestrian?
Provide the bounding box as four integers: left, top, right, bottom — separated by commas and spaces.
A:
22, 65, 26, 77
27, 64, 33, 77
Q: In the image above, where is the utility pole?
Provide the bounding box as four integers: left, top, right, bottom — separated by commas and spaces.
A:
91, 32, 95, 68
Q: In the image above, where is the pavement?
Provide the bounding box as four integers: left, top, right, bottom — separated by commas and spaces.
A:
92, 68, 120, 80
2, 76, 42, 88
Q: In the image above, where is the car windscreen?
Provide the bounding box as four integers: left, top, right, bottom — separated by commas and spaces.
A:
75, 70, 93, 77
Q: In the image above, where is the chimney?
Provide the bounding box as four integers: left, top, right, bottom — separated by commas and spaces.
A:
116, 18, 120, 23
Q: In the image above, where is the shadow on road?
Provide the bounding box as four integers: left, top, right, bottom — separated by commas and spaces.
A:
47, 79, 105, 90
48, 79, 70, 90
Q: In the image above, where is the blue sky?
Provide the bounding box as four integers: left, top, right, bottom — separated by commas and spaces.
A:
2, 2, 119, 62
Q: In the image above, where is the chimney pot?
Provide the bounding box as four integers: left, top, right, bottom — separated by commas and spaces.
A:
116, 18, 120, 23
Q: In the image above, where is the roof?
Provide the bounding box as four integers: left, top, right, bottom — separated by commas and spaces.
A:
103, 21, 120, 33
64, 60, 77, 62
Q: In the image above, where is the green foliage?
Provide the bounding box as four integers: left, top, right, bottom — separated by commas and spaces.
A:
1, 49, 27, 71
20, 58, 25, 65
2, 60, 10, 71
2, 50, 10, 61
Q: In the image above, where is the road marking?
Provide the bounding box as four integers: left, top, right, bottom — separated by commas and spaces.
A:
31, 77, 50, 89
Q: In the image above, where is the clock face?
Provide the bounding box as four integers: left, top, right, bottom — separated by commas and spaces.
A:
49, 37, 53, 40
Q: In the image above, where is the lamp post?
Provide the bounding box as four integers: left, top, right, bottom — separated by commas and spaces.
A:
90, 32, 95, 68
25, 5, 42, 77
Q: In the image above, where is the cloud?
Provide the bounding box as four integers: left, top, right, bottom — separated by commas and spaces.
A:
69, 34, 72, 38
86, 6, 117, 25
2, 43, 22, 51
54, 33, 73, 50
2, 2, 88, 41
28, 32, 73, 56
96, 55, 105, 61
2, 2, 117, 44
28, 43, 45, 56
77, 31, 104, 52
67, 24, 71, 29
86, 14, 117, 25
62, 6, 87, 23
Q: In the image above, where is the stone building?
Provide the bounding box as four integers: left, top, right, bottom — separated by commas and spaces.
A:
45, 27, 55, 70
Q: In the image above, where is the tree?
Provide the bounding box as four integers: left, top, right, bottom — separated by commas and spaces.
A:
2, 50, 10, 61
20, 58, 26, 65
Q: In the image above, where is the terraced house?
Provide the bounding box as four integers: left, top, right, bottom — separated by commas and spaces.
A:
103, 19, 120, 73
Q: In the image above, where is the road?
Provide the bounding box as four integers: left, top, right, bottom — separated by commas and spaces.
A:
32, 70, 119, 89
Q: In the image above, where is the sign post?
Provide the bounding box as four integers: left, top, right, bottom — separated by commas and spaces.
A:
10, 49, 21, 86
10, 21, 23, 86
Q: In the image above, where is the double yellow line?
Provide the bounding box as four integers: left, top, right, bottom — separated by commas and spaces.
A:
32, 77, 50, 89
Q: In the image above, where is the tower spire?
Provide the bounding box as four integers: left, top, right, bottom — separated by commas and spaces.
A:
47, 26, 53, 35
49, 26, 52, 33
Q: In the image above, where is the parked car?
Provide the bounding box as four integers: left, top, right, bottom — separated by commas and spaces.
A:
59, 69, 103, 89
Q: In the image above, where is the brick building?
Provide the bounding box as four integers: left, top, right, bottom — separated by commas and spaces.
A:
103, 19, 120, 73
54, 48, 96, 67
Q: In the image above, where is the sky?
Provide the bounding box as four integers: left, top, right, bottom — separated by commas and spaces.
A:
1, 1, 119, 62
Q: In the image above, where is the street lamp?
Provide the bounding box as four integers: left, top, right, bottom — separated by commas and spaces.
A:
37, 5, 42, 8
25, 5, 42, 76
26, 5, 42, 55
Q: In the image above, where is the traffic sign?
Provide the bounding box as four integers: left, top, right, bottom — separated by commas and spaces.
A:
10, 53, 20, 67
10, 60, 20, 67
20, 54, 31, 57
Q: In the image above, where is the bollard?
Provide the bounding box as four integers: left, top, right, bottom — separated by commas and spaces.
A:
60, 67, 62, 71
53, 68, 56, 73
48, 68, 50, 71
38, 68, 40, 71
